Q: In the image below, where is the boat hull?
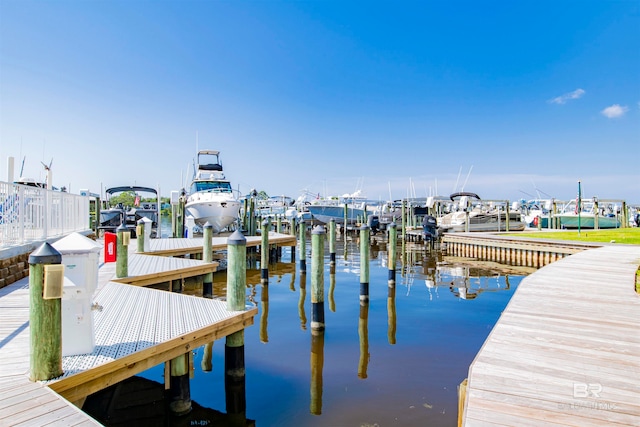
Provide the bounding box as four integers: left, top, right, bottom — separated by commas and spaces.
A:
185, 199, 241, 232
307, 205, 366, 225
556, 214, 620, 229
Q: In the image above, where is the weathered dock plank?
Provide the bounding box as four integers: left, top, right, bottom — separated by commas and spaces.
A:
0, 280, 102, 426
1, 233, 259, 426
110, 252, 218, 287
47, 281, 257, 403
462, 245, 640, 426
145, 232, 296, 257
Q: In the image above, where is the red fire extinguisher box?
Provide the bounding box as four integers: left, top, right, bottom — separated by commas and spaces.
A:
104, 232, 117, 263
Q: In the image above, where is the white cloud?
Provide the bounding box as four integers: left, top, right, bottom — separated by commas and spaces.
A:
548, 88, 585, 104
601, 104, 628, 118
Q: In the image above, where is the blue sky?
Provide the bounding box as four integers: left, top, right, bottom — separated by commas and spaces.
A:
1, 1, 639, 203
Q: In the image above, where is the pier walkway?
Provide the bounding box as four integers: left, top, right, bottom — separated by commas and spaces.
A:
0, 239, 258, 426
143, 232, 297, 257
461, 244, 640, 426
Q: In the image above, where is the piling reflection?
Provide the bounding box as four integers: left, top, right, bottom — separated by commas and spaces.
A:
328, 265, 336, 312
387, 281, 396, 345
358, 298, 370, 379
298, 273, 307, 330
310, 330, 325, 415
190, 235, 523, 426
260, 283, 269, 343
201, 342, 213, 372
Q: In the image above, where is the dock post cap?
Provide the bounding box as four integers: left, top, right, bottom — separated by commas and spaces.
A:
137, 218, 145, 225
360, 224, 370, 231
204, 221, 213, 229
389, 222, 396, 229
262, 219, 269, 226
312, 225, 325, 235
29, 242, 62, 265
116, 222, 128, 233
228, 229, 246, 245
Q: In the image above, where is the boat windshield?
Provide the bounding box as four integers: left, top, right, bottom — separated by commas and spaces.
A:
193, 181, 233, 193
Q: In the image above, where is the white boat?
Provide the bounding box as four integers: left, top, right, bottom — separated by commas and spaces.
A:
555, 198, 621, 229
185, 150, 241, 233
439, 192, 526, 232
306, 190, 369, 225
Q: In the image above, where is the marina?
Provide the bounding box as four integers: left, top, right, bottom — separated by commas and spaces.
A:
2, 4, 639, 425
0, 177, 639, 426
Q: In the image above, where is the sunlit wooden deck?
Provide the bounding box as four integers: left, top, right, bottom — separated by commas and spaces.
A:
0, 237, 257, 426
0, 279, 102, 426
462, 245, 640, 426
145, 232, 297, 257
110, 252, 218, 287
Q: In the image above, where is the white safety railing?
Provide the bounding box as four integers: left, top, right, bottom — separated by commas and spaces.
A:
0, 181, 90, 248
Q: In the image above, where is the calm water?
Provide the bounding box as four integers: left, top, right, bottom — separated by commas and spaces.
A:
138, 224, 524, 427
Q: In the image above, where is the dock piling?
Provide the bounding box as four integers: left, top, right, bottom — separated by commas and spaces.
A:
225, 230, 247, 420
203, 222, 213, 298
137, 219, 145, 253
311, 225, 325, 331
116, 222, 130, 278
299, 219, 306, 273
261, 220, 269, 283
29, 243, 64, 381
169, 352, 191, 415
359, 225, 370, 302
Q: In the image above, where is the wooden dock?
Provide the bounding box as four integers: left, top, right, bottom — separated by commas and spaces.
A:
443, 232, 605, 268
0, 236, 258, 426
461, 244, 640, 426
143, 232, 297, 257
110, 252, 219, 287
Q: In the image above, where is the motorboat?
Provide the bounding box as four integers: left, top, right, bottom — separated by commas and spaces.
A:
99, 186, 159, 237
438, 192, 526, 232
555, 198, 621, 229
306, 190, 369, 225
185, 150, 241, 233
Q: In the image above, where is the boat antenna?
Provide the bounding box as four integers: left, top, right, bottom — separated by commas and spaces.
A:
453, 166, 462, 193
19, 156, 25, 177
461, 165, 473, 192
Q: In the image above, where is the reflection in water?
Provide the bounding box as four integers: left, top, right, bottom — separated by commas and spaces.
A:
358, 299, 370, 379
328, 265, 336, 312
147, 235, 524, 427
310, 331, 324, 415
260, 283, 269, 343
298, 273, 307, 330
387, 281, 396, 345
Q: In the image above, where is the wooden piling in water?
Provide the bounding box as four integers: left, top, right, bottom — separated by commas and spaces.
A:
225, 230, 247, 420
261, 220, 269, 283
388, 222, 397, 283
311, 225, 325, 332
203, 222, 213, 298
299, 219, 307, 273
168, 352, 191, 415
29, 243, 63, 381
360, 225, 370, 302
329, 219, 336, 264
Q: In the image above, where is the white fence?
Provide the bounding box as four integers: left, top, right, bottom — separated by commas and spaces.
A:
0, 181, 90, 248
